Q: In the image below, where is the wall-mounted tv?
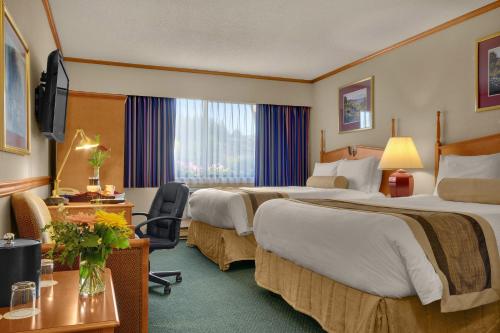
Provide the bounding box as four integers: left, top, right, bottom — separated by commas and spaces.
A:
35, 49, 69, 142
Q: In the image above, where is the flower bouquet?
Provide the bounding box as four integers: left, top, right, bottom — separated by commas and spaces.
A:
43, 210, 131, 296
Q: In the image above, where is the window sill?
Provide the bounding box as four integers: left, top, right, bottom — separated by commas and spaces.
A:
185, 183, 255, 191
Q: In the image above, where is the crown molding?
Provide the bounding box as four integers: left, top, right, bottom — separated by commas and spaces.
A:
312, 1, 500, 82
63, 57, 313, 83
41, 0, 62, 53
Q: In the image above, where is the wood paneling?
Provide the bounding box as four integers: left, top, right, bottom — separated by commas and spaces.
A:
69, 90, 127, 100
57, 91, 126, 192
0, 176, 50, 197
63, 57, 313, 84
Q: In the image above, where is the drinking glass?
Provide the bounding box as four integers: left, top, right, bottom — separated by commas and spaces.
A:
9, 281, 37, 319
40, 258, 54, 287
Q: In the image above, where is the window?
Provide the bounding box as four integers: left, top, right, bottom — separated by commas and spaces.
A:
174, 99, 256, 186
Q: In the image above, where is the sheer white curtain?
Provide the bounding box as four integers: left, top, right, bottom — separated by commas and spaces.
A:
174, 98, 256, 186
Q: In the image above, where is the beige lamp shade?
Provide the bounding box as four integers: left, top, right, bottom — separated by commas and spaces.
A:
378, 137, 423, 170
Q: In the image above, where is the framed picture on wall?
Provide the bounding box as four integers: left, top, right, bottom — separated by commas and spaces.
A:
0, 5, 30, 155
476, 32, 500, 112
338, 76, 373, 133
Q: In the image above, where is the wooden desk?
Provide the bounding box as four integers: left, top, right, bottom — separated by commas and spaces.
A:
0, 269, 119, 333
48, 202, 134, 225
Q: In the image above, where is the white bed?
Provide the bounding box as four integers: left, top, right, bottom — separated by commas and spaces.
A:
252, 116, 500, 331
254, 194, 500, 304
189, 186, 384, 235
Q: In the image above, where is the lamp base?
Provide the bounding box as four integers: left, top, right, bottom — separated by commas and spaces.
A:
388, 169, 414, 197
44, 196, 69, 206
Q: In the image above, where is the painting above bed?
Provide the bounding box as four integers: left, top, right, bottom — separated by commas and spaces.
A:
476, 31, 500, 112
338, 76, 373, 133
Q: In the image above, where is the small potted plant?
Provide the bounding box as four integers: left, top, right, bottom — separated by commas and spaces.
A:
88, 135, 110, 188
43, 210, 130, 296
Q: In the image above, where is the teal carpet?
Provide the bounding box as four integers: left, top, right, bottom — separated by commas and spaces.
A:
149, 241, 324, 333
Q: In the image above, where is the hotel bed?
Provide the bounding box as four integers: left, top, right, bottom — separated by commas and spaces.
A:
187, 130, 394, 270
253, 113, 500, 333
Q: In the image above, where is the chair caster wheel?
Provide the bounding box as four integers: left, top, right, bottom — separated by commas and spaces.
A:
164, 286, 171, 295
176, 275, 182, 283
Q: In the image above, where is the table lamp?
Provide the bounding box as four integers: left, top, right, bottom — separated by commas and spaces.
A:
378, 137, 423, 197
45, 129, 98, 206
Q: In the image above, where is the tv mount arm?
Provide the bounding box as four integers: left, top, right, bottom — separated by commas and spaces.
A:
35, 71, 48, 123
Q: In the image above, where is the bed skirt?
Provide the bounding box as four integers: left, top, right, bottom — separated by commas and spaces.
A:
255, 246, 500, 333
186, 220, 257, 271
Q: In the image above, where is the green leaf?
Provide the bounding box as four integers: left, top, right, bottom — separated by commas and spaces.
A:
113, 238, 129, 249
102, 229, 116, 245
80, 234, 100, 248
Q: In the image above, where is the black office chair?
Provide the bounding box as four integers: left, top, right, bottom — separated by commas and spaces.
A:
134, 182, 189, 295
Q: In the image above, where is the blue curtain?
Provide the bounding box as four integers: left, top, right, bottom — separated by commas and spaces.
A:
255, 104, 310, 186
124, 96, 176, 188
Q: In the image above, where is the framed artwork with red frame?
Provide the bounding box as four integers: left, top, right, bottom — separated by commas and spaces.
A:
476, 32, 500, 112
338, 76, 373, 133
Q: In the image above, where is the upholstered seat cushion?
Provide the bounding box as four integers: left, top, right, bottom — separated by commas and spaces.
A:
144, 235, 177, 250
12, 192, 52, 242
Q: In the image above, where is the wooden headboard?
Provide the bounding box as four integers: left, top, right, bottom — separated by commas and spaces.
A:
434, 111, 500, 179
319, 120, 395, 195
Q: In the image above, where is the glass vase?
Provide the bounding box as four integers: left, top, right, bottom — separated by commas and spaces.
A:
93, 167, 100, 183
79, 256, 106, 296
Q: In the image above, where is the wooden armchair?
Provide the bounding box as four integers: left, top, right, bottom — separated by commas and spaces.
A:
12, 192, 149, 333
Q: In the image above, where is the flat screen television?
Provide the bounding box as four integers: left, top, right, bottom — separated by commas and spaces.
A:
35, 49, 69, 142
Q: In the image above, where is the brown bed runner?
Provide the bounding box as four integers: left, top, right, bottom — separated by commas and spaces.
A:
294, 198, 500, 312
218, 188, 289, 227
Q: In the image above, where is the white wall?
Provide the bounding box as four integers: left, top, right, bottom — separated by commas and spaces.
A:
0, 0, 55, 235
65, 62, 313, 106
66, 61, 313, 222
311, 8, 500, 194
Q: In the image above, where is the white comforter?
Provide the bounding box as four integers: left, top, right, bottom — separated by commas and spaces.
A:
189, 187, 384, 235
253, 195, 500, 304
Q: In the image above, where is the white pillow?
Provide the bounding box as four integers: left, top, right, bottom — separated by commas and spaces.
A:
337, 157, 382, 193
371, 160, 383, 193
312, 161, 341, 177
434, 152, 500, 194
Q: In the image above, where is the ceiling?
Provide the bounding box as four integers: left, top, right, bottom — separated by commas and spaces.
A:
49, 0, 495, 80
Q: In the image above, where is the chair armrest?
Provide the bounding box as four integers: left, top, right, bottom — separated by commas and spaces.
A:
105, 238, 150, 333
132, 212, 150, 218
134, 215, 182, 238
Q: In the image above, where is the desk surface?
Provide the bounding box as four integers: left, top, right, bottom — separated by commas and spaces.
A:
0, 270, 119, 333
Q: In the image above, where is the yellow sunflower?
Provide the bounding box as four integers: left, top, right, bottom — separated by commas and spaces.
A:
95, 210, 128, 228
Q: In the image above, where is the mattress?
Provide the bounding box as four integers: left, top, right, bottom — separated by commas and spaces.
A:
253, 195, 500, 305
189, 187, 384, 235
